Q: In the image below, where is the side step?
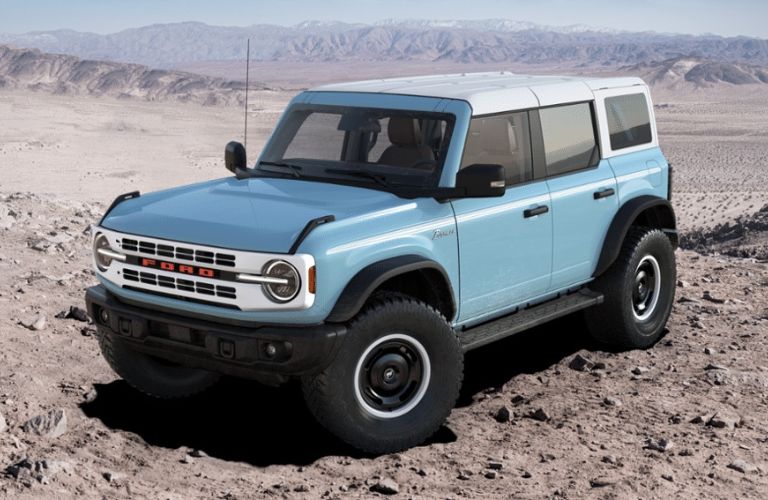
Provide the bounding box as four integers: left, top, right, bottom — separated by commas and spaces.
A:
459, 289, 603, 352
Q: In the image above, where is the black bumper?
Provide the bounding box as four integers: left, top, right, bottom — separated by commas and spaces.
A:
85, 285, 346, 383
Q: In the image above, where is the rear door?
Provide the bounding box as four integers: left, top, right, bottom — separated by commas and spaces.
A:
531, 101, 619, 291
452, 110, 553, 325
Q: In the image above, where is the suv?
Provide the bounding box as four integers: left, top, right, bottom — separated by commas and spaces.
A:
86, 72, 677, 454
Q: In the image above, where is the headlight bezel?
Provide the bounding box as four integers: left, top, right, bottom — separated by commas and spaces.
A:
261, 259, 301, 303
93, 232, 113, 271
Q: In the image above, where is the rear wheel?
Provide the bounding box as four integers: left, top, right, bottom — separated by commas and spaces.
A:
585, 227, 676, 349
98, 334, 220, 399
302, 293, 463, 454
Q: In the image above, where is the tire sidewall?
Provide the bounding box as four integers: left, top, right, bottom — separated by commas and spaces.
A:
315, 298, 462, 447
622, 231, 676, 340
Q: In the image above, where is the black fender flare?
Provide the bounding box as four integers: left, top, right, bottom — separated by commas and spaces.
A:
326, 255, 456, 323
593, 195, 677, 277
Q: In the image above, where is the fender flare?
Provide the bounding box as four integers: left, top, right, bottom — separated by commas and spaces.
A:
326, 255, 455, 323
593, 195, 677, 277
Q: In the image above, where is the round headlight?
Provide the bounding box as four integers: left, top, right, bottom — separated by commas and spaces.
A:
262, 260, 300, 303
93, 233, 112, 271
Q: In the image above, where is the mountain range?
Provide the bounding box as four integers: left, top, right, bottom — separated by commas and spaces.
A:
1, 20, 767, 68
0, 45, 249, 105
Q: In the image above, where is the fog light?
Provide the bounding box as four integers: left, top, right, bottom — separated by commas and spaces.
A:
99, 308, 110, 324
264, 343, 277, 358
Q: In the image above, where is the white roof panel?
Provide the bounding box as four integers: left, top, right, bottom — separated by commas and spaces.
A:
312, 72, 647, 115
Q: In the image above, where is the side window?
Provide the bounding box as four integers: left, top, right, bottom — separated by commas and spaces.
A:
539, 103, 598, 176
460, 112, 532, 186
605, 93, 652, 150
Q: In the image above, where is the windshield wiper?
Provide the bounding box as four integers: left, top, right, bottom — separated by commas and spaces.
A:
325, 168, 393, 189
258, 161, 303, 178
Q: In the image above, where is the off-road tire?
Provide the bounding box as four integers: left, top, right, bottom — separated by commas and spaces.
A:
98, 334, 220, 399
301, 293, 463, 454
585, 227, 676, 349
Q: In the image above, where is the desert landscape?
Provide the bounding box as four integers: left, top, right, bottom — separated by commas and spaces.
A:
1, 18, 768, 499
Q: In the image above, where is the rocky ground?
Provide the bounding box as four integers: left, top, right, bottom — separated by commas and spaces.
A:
0, 190, 766, 499
0, 86, 767, 499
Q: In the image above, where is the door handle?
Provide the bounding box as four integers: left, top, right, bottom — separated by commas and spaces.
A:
523, 205, 549, 218
593, 188, 615, 200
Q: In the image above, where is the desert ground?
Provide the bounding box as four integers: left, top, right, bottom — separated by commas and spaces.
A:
0, 81, 767, 499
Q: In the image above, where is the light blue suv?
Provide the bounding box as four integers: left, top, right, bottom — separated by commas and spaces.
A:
86, 72, 677, 453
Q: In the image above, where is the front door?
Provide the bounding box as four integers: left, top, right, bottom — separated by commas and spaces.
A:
451, 110, 553, 325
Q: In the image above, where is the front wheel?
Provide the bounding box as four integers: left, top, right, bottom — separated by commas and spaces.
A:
585, 227, 676, 349
98, 334, 220, 399
302, 293, 463, 454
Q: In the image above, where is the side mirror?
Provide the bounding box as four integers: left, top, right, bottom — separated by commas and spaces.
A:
225, 141, 247, 174
455, 164, 506, 198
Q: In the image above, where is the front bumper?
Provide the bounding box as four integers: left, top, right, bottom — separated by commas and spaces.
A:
85, 285, 346, 384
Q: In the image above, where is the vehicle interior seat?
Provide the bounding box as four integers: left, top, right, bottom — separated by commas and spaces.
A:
377, 117, 434, 168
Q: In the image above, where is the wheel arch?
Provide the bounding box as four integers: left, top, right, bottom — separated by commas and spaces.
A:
326, 255, 456, 323
593, 195, 677, 278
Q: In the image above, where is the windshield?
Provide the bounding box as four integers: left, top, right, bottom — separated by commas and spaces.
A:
257, 104, 455, 190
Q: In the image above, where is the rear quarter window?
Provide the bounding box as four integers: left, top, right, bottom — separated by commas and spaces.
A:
605, 93, 653, 151
539, 102, 598, 176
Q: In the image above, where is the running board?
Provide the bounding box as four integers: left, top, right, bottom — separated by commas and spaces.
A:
459, 289, 604, 352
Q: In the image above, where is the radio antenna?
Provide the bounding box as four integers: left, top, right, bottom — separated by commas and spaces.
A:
244, 38, 250, 149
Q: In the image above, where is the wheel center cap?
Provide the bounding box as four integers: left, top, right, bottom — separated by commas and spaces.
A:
383, 368, 396, 382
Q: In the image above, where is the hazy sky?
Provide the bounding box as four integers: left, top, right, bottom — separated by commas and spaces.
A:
1, 0, 766, 38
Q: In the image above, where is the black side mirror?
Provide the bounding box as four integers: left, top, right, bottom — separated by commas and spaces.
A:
225, 141, 247, 174
455, 164, 505, 198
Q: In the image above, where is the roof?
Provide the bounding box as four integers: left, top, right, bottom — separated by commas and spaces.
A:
311, 72, 646, 115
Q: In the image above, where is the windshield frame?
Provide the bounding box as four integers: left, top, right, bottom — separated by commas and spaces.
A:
252, 100, 458, 193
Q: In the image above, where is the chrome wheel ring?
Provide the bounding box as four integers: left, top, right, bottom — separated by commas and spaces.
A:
632, 255, 661, 321
353, 333, 431, 419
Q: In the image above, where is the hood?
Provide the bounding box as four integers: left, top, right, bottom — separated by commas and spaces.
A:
101, 177, 414, 253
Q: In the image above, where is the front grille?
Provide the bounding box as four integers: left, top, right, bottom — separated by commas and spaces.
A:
120, 238, 236, 267
123, 269, 237, 299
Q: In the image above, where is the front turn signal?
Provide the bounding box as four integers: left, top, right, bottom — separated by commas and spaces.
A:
308, 266, 316, 294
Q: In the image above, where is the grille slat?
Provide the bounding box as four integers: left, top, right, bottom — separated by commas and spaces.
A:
121, 268, 237, 300
118, 238, 237, 267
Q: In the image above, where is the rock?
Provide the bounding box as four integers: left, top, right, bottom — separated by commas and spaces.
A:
521, 471, 532, 478
678, 449, 695, 457
0, 412, 6, 433
293, 484, 310, 493
103, 471, 121, 483
494, 406, 511, 423
703, 291, 726, 303
181, 454, 194, 464
603, 396, 622, 407
57, 306, 89, 322
22, 408, 67, 438
727, 459, 758, 474
4, 458, 69, 484
20, 314, 47, 331
484, 470, 497, 479
601, 455, 618, 465
83, 387, 98, 403
370, 478, 399, 495
80, 326, 97, 337
510, 394, 526, 406
631, 366, 649, 376
704, 347, 713, 355
662, 473, 674, 482
590, 477, 616, 487
528, 408, 551, 422
645, 438, 674, 452
690, 415, 706, 424
704, 363, 729, 371
568, 353, 594, 372
457, 470, 472, 480
487, 460, 503, 470
189, 449, 208, 458
706, 412, 740, 430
